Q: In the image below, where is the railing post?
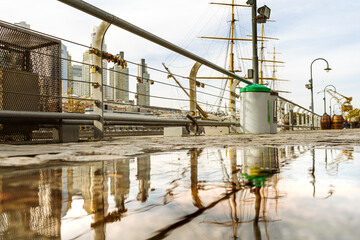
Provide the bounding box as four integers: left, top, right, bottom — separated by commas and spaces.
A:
230, 79, 240, 133
92, 21, 111, 139
189, 62, 202, 117
278, 100, 285, 129
188, 62, 203, 135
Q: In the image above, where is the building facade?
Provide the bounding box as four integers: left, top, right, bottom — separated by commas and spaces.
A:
136, 59, 150, 106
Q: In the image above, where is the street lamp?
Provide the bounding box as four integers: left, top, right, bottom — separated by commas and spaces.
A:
333, 103, 341, 115
308, 58, 332, 129
317, 85, 336, 114
247, 0, 271, 84
329, 97, 336, 117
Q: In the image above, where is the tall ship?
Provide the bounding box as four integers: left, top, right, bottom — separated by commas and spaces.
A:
199, 0, 288, 113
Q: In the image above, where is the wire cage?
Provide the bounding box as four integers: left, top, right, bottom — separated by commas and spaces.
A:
0, 21, 61, 142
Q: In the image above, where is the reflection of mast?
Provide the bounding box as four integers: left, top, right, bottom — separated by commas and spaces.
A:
137, 155, 151, 202
190, 148, 204, 209
230, 148, 239, 238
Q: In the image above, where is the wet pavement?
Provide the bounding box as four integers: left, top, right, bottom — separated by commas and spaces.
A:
1, 129, 360, 239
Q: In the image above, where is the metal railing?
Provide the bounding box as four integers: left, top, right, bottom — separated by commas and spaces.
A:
0, 1, 323, 143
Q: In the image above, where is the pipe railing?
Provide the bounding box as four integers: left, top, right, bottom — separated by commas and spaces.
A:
0, 110, 234, 127
58, 0, 253, 86
0, 0, 324, 142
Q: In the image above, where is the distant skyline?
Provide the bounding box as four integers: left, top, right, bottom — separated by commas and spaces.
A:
2, 0, 360, 113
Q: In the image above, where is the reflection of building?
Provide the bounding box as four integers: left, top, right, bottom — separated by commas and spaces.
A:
137, 154, 151, 202
110, 159, 130, 212
136, 59, 150, 106
0, 169, 63, 239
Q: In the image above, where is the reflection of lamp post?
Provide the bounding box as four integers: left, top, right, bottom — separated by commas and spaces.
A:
310, 148, 316, 198
317, 85, 336, 114
307, 58, 332, 129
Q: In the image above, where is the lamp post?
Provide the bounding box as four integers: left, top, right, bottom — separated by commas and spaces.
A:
247, 0, 271, 84
318, 85, 336, 114
333, 103, 341, 115
308, 58, 332, 129
329, 97, 336, 117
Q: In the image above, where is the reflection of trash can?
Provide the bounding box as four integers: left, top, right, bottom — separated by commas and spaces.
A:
241, 147, 279, 186
240, 84, 276, 134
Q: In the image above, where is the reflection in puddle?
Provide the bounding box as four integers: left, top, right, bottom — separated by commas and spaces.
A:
0, 146, 359, 239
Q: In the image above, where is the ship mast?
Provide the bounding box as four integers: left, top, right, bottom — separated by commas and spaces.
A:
229, 0, 236, 114
203, 1, 249, 114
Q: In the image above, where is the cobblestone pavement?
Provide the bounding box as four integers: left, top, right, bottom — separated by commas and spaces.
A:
1, 129, 360, 166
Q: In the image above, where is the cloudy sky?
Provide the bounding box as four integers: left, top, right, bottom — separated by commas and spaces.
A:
2, 0, 360, 114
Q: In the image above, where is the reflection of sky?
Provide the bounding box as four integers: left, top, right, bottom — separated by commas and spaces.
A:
275, 148, 360, 239
1, 146, 360, 239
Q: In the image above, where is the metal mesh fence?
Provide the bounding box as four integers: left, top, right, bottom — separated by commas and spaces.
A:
0, 22, 61, 142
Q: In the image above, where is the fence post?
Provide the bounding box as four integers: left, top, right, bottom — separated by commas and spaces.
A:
289, 110, 294, 131
229, 79, 240, 133
189, 62, 202, 118
92, 21, 111, 139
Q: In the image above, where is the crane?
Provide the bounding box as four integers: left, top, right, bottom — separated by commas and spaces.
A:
326, 89, 353, 113
325, 89, 360, 127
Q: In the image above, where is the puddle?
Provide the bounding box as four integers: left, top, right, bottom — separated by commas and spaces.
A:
0, 146, 360, 239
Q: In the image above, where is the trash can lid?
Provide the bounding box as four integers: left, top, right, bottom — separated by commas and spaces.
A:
240, 84, 271, 93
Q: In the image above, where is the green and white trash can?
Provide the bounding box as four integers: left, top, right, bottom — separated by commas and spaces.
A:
240, 84, 277, 134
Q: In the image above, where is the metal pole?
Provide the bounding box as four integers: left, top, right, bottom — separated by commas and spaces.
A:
57, 0, 253, 86
323, 85, 336, 114
92, 21, 111, 139
58, 0, 313, 115
0, 110, 100, 120
251, 0, 259, 84
309, 58, 331, 128
323, 90, 326, 114
189, 62, 202, 117
329, 97, 336, 117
